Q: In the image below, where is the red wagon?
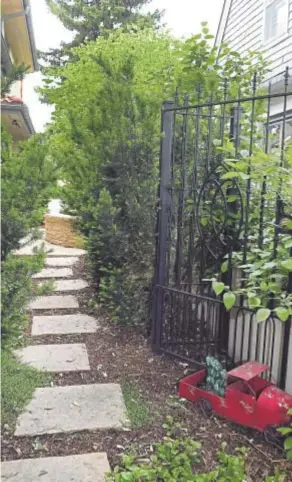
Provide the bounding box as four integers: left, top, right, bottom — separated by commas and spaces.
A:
178, 361, 292, 439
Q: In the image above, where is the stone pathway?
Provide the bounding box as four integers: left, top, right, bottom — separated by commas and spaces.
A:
32, 267, 73, 279
31, 314, 98, 336
50, 279, 89, 292
1, 453, 110, 482
29, 294, 79, 310
45, 256, 79, 267
3, 223, 128, 480
15, 384, 127, 436
14, 343, 90, 372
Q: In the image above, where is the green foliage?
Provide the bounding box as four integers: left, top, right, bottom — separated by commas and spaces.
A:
1, 128, 57, 260
107, 418, 286, 481
122, 381, 149, 428
1, 350, 51, 426
107, 417, 252, 481
1, 253, 46, 349
99, 266, 149, 326
1, 128, 54, 346
278, 409, 292, 460
43, 28, 181, 325
211, 139, 292, 320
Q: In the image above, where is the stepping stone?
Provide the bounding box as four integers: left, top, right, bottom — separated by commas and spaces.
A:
29, 295, 79, 311
14, 240, 86, 257
32, 267, 73, 279
45, 242, 86, 257
14, 344, 90, 372
15, 383, 128, 436
31, 314, 98, 336
14, 239, 48, 255
1, 452, 110, 482
46, 256, 79, 267
53, 279, 89, 292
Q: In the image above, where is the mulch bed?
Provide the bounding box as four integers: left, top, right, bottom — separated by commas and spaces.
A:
2, 256, 292, 480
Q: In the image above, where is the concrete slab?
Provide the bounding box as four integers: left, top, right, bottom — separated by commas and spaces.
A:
31, 314, 98, 336
14, 240, 86, 257
32, 268, 73, 279
15, 384, 128, 436
14, 239, 48, 255
1, 453, 110, 482
29, 295, 79, 311
46, 257, 79, 267
52, 279, 89, 292
14, 344, 90, 372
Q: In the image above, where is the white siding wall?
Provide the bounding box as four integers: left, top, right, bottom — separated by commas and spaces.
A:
222, 0, 292, 78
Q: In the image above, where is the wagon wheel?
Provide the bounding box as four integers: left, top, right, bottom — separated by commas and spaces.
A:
263, 426, 283, 448
195, 398, 212, 418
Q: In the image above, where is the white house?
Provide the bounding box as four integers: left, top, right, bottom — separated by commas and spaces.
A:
215, 0, 292, 140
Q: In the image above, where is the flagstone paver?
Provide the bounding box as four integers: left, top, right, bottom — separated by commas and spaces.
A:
46, 257, 79, 267
15, 383, 128, 436
14, 240, 86, 257
29, 295, 79, 311
31, 314, 98, 336
52, 279, 89, 292
32, 267, 73, 279
1, 453, 110, 482
14, 344, 90, 372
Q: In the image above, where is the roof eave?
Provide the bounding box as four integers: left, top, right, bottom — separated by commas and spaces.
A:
1, 102, 36, 135
23, 0, 39, 72
1, 34, 13, 74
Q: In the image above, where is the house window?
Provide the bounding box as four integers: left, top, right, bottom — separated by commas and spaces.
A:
269, 119, 292, 148
264, 0, 288, 42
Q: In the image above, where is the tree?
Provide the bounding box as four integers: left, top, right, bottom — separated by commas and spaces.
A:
39, 0, 161, 68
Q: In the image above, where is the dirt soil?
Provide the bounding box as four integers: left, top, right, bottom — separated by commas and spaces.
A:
2, 257, 292, 481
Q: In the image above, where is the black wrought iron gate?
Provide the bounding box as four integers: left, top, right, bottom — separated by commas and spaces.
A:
151, 69, 292, 390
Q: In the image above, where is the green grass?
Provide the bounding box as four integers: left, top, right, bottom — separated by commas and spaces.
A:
1, 350, 51, 426
122, 380, 150, 428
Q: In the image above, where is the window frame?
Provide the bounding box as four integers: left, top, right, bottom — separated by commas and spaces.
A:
263, 0, 290, 46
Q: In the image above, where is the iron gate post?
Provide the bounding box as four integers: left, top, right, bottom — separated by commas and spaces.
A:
152, 100, 174, 351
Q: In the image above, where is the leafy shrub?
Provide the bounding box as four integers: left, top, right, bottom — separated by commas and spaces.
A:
99, 265, 149, 326
107, 417, 287, 481
1, 253, 46, 349
1, 128, 56, 260
107, 417, 244, 481
278, 410, 292, 460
